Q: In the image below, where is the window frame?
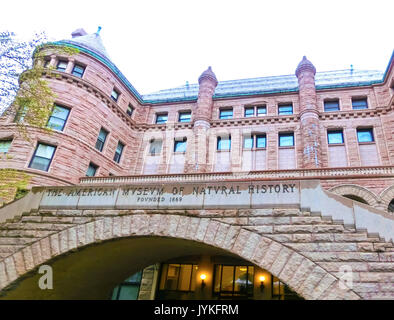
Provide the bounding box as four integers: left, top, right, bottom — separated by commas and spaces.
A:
219, 108, 233, 120
278, 132, 294, 147
327, 130, 344, 145
149, 139, 162, 155
178, 111, 192, 123
46, 104, 71, 131
113, 141, 125, 163
86, 162, 98, 177
95, 128, 109, 152
324, 99, 340, 112
56, 60, 68, 72
217, 136, 231, 151
352, 97, 368, 110
278, 103, 293, 115
357, 128, 374, 143
158, 263, 198, 293
155, 113, 168, 124
127, 104, 134, 117
243, 134, 266, 150
213, 264, 254, 298
71, 63, 85, 78
28, 143, 56, 172
111, 88, 120, 102
174, 138, 187, 153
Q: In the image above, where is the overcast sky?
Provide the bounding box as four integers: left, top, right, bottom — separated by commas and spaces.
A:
1, 0, 393, 94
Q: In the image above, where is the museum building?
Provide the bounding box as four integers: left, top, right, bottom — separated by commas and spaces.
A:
0, 29, 393, 300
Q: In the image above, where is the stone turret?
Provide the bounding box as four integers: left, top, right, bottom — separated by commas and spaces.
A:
295, 56, 321, 168
186, 67, 218, 173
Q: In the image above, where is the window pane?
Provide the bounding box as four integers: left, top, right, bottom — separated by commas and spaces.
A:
178, 265, 192, 291
279, 134, 294, 147
156, 114, 168, 124
56, 61, 67, 71
244, 107, 254, 117
98, 128, 108, 141
357, 129, 374, 142
214, 265, 221, 293
47, 117, 66, 131
174, 139, 187, 153
0, 140, 11, 153
324, 100, 339, 111
117, 285, 139, 300
179, 112, 191, 122
217, 137, 231, 150
256, 135, 266, 148
35, 144, 56, 159
190, 265, 198, 291
220, 109, 233, 119
52, 105, 70, 120
257, 106, 267, 116
165, 264, 180, 290
352, 99, 368, 109
221, 266, 234, 292
114, 142, 124, 163
127, 105, 134, 116
72, 65, 84, 77
86, 164, 97, 177
30, 156, 50, 171
111, 90, 119, 101
278, 104, 293, 115
243, 136, 253, 149
328, 131, 344, 144
234, 266, 248, 293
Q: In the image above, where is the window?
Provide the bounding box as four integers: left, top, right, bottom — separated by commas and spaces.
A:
112, 271, 143, 300
29, 143, 56, 171
243, 134, 266, 149
111, 89, 120, 102
14, 105, 28, 123
324, 100, 340, 112
156, 113, 168, 124
278, 103, 293, 115
114, 141, 124, 163
217, 136, 231, 150
178, 111, 191, 123
149, 139, 162, 155
352, 98, 368, 110
159, 264, 198, 292
219, 108, 233, 120
174, 138, 187, 153
43, 59, 50, 68
127, 104, 134, 117
56, 60, 68, 72
272, 276, 303, 300
213, 265, 254, 298
95, 128, 108, 152
279, 133, 294, 147
86, 162, 98, 177
327, 130, 344, 144
357, 128, 374, 143
0, 140, 12, 153
244, 107, 254, 118
72, 64, 85, 78
47, 105, 70, 131
244, 105, 266, 117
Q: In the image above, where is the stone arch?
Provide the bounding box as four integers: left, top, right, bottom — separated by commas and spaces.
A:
0, 214, 360, 300
329, 184, 379, 207
379, 185, 394, 213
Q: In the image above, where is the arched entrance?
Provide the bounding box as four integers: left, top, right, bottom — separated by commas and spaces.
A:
0, 215, 360, 300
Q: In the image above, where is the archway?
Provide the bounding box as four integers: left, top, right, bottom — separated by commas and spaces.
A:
329, 184, 378, 207
0, 215, 360, 300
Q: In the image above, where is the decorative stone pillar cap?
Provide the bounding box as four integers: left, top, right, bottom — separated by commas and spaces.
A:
198, 66, 218, 86
295, 56, 316, 77
71, 28, 88, 38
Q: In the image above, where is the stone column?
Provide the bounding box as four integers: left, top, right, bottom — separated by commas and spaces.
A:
65, 58, 75, 74
186, 67, 218, 173
295, 56, 321, 168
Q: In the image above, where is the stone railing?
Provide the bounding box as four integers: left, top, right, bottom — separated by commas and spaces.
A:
79, 165, 394, 185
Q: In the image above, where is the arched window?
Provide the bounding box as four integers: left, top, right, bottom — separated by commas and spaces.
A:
343, 194, 368, 205
388, 199, 394, 213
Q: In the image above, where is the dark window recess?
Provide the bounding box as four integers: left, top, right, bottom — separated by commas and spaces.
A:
219, 109, 233, 119
56, 60, 68, 72
279, 133, 294, 147
127, 104, 134, 116
327, 130, 344, 144
159, 264, 198, 292
72, 64, 85, 78
29, 143, 56, 171
178, 111, 191, 123
357, 128, 374, 143
95, 128, 108, 152
86, 162, 98, 177
324, 100, 340, 112
352, 98, 368, 110
114, 142, 124, 163
156, 113, 168, 124
217, 136, 231, 150
278, 104, 293, 115
47, 105, 70, 131
174, 138, 187, 153
111, 89, 120, 102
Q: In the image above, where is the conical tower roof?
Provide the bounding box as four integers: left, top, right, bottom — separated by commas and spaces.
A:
198, 66, 218, 85
295, 56, 316, 77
